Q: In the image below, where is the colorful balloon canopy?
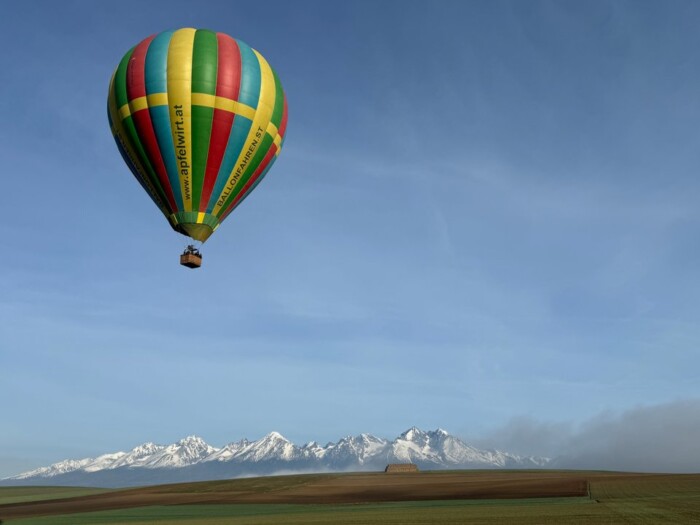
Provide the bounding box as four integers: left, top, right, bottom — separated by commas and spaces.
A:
108, 28, 288, 242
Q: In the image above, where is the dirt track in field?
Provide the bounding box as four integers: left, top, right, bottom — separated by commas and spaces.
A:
0, 470, 645, 520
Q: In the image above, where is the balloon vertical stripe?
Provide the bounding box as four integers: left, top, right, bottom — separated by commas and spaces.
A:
145, 31, 184, 211
167, 28, 196, 212
190, 30, 218, 212
278, 92, 289, 149
109, 28, 288, 243
200, 34, 240, 212
270, 70, 285, 129
237, 41, 262, 109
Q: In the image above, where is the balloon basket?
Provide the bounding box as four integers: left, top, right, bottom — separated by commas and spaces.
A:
180, 253, 202, 269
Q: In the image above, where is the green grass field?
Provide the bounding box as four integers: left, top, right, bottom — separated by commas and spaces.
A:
0, 486, 111, 506
2, 471, 699, 524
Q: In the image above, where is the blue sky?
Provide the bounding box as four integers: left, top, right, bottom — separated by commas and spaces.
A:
1, 0, 700, 476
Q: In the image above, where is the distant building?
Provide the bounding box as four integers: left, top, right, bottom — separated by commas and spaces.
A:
384, 463, 419, 473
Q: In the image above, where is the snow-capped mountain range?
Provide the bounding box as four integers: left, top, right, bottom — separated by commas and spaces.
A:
2, 428, 550, 488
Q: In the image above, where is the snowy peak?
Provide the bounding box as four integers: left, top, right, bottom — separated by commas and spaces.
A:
392, 427, 451, 462
173, 435, 216, 457
177, 435, 208, 446
265, 431, 288, 442
206, 440, 247, 462
149, 436, 218, 468
238, 431, 296, 461
400, 427, 449, 444
130, 442, 161, 456
109, 442, 166, 469
400, 426, 427, 441
321, 433, 389, 465
390, 427, 546, 468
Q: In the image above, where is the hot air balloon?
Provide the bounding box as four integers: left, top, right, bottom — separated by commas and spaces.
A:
108, 28, 288, 268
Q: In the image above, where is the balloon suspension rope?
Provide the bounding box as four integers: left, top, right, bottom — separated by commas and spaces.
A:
182, 240, 203, 257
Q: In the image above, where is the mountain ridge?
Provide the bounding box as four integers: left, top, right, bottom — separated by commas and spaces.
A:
2, 428, 550, 488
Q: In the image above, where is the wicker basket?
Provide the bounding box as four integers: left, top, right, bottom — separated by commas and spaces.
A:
180, 253, 202, 268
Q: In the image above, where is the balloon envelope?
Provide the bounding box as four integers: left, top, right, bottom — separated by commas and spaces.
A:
108, 28, 288, 242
